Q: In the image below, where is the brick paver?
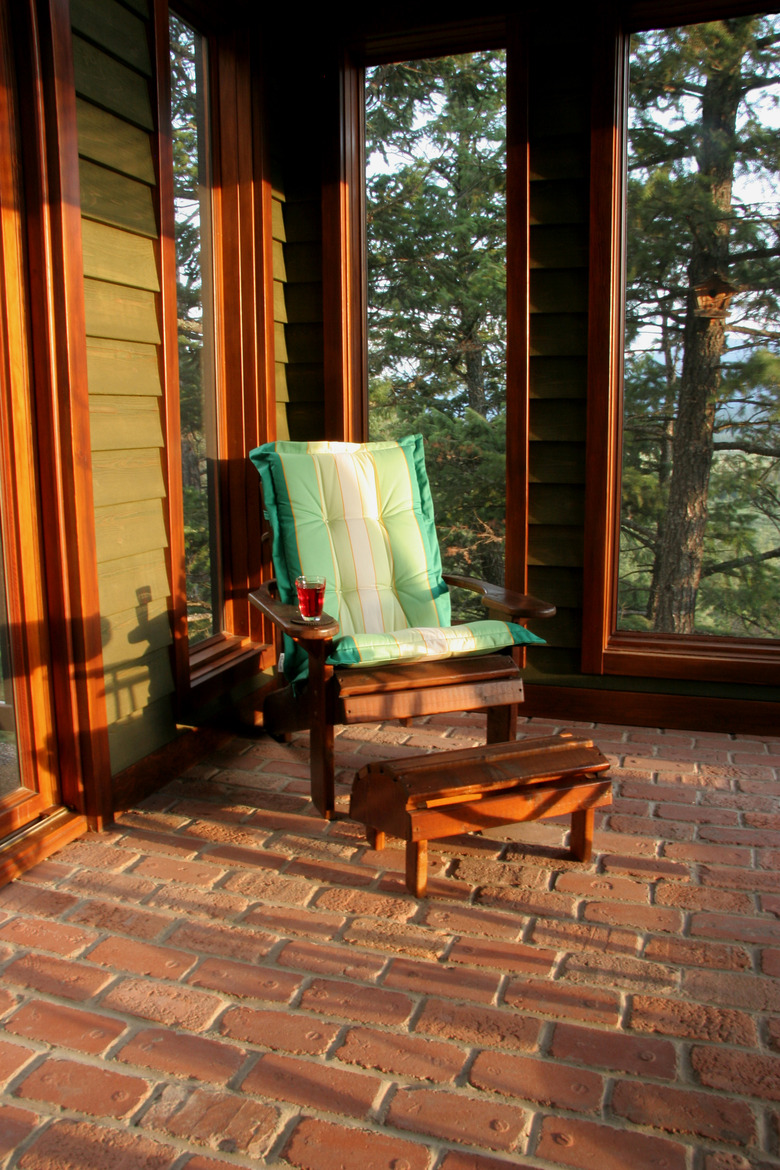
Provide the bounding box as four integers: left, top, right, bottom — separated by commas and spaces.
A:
0, 715, 777, 1169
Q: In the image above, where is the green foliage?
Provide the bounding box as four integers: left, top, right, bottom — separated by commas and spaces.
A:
182, 484, 213, 640
170, 14, 216, 644
366, 53, 507, 598
618, 16, 780, 637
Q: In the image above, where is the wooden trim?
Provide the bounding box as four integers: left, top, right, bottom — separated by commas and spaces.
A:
159, 8, 273, 697
0, 808, 87, 889
505, 14, 529, 609
322, 45, 366, 442
154, 0, 190, 708
189, 631, 272, 689
353, 17, 508, 64
522, 683, 780, 738
625, 0, 776, 30
31, 0, 113, 825
602, 633, 780, 686
581, 0, 624, 677
210, 26, 270, 640
251, 26, 277, 644
582, 0, 780, 688
0, 0, 56, 834
213, 31, 243, 637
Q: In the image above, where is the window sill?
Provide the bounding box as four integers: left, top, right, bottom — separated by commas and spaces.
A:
189, 633, 272, 691
600, 632, 780, 687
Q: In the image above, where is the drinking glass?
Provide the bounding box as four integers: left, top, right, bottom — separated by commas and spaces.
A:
295, 574, 326, 622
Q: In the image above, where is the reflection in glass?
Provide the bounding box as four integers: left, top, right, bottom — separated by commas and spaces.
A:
170, 13, 220, 645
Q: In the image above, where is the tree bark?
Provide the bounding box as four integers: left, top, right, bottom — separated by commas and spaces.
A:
652, 26, 747, 634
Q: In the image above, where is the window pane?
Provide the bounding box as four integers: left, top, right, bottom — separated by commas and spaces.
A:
618, 15, 780, 638
365, 53, 507, 610
170, 13, 220, 645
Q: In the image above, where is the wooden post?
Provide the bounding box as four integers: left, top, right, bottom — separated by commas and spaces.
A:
367, 827, 385, 851
406, 839, 428, 899
570, 806, 594, 862
486, 701, 517, 744
307, 640, 335, 819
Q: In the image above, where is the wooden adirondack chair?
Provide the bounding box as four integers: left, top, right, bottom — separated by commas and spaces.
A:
249, 436, 555, 819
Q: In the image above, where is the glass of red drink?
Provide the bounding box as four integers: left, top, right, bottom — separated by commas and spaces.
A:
295, 574, 326, 622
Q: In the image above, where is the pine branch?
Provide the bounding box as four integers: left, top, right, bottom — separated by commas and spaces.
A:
620, 519, 658, 551
713, 441, 780, 458
700, 546, 780, 579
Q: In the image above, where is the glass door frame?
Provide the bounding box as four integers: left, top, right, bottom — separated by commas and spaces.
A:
0, 0, 113, 870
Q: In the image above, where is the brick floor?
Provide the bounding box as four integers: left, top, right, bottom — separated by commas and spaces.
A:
0, 714, 779, 1169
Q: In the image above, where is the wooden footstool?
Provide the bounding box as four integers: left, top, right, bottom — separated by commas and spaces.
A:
350, 732, 612, 897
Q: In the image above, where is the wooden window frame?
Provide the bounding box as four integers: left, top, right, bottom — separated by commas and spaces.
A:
156, 0, 276, 705
322, 15, 532, 601
0, 0, 115, 859
582, 0, 780, 687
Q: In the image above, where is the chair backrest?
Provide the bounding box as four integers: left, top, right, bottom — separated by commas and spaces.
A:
250, 435, 451, 637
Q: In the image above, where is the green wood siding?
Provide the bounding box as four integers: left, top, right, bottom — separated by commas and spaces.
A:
271, 173, 290, 439
82, 220, 159, 291
97, 548, 171, 617
91, 449, 166, 508
79, 160, 157, 238
76, 99, 155, 183
72, 35, 153, 130
107, 696, 176, 776
272, 159, 325, 439
74, 8, 177, 774
70, 0, 152, 75
86, 338, 161, 397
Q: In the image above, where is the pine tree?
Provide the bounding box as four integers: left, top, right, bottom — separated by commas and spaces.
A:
620, 15, 780, 637
365, 53, 507, 589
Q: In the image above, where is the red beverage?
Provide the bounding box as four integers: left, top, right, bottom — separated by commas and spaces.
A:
295, 575, 326, 621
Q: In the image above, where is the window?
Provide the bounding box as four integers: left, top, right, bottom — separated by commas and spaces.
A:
583, 5, 780, 684
323, 19, 531, 605
365, 53, 508, 606
162, 9, 275, 694
170, 12, 220, 647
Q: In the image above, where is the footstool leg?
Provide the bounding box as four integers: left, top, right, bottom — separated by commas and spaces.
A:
570, 807, 594, 863
367, 827, 386, 851
406, 839, 428, 898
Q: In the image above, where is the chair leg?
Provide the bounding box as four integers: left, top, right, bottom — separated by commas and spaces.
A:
486, 702, 517, 744
307, 643, 335, 819
570, 807, 594, 862
367, 827, 385, 851
406, 839, 428, 898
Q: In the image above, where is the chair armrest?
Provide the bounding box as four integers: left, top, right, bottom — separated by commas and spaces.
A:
442, 574, 556, 620
249, 582, 339, 641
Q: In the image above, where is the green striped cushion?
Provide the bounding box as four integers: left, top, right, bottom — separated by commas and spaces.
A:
250, 435, 543, 683
329, 620, 544, 669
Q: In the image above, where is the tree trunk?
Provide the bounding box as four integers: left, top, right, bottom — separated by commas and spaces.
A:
652, 28, 746, 634
464, 337, 486, 415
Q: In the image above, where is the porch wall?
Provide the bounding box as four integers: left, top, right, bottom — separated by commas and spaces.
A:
72, 0, 177, 774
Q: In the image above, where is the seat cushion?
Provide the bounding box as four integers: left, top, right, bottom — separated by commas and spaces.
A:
251, 435, 454, 683
250, 435, 544, 684
251, 434, 449, 629
329, 619, 545, 669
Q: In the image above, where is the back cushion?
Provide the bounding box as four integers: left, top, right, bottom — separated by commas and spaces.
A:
250, 435, 451, 638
